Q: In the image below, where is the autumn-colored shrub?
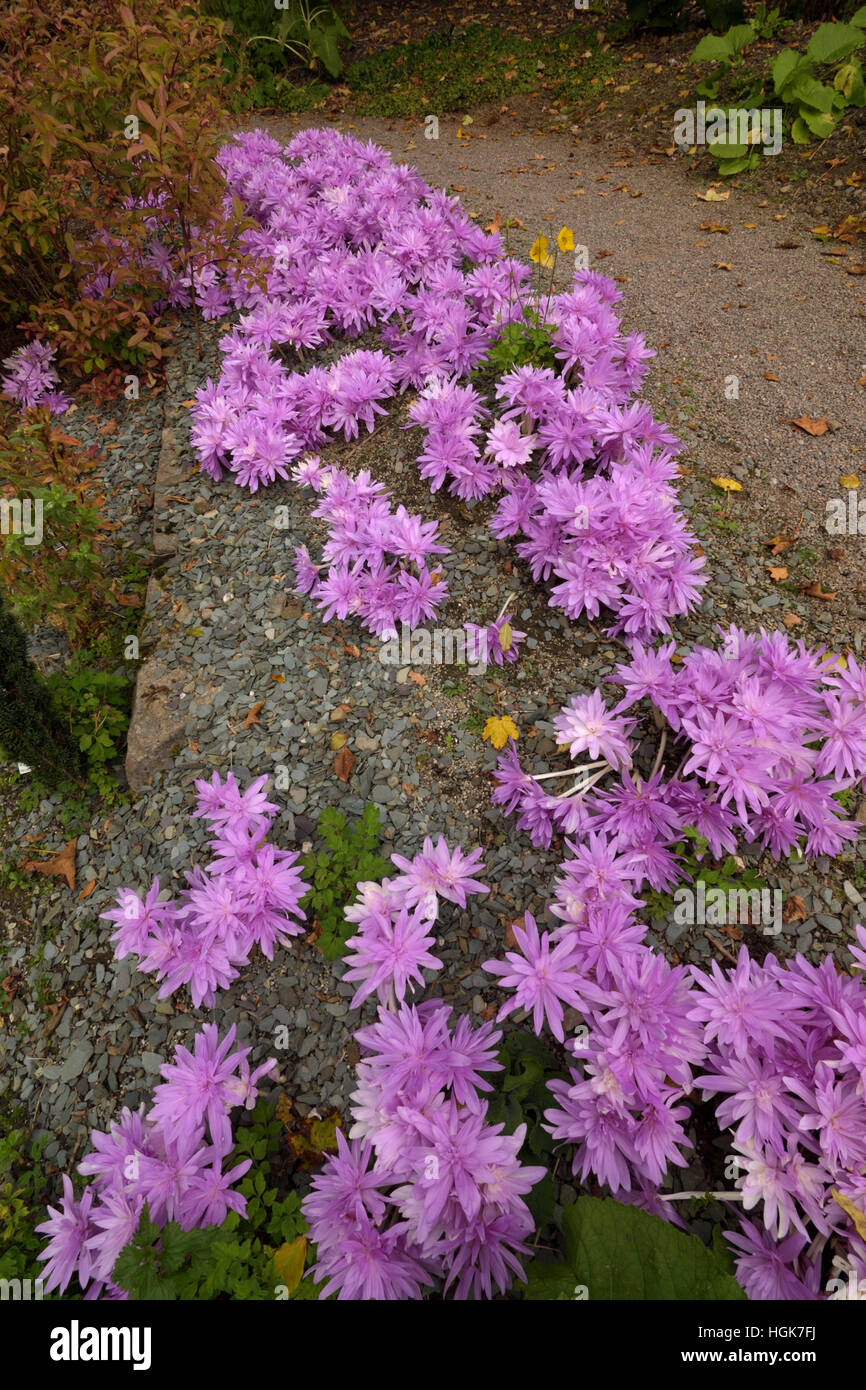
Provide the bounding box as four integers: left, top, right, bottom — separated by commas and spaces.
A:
0, 402, 116, 642
0, 1, 256, 378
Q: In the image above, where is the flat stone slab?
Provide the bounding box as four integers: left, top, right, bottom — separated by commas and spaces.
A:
124, 656, 191, 792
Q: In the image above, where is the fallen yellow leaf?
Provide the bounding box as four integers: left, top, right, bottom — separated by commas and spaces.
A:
273, 1236, 307, 1294
831, 1190, 866, 1242
482, 715, 520, 750
697, 188, 730, 202
840, 474, 859, 490
710, 477, 742, 492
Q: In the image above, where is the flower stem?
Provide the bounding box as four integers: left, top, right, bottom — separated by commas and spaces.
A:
659, 1191, 744, 1203
529, 762, 607, 783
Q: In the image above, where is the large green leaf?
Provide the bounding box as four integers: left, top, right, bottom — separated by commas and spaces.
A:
691, 34, 737, 63
771, 47, 803, 95
310, 25, 343, 78
725, 23, 757, 55
708, 136, 750, 158
805, 22, 864, 67
797, 106, 837, 137
852, 6, 866, 29
562, 1198, 747, 1301
786, 72, 837, 112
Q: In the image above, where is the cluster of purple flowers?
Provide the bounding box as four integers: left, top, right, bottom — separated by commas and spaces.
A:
301, 837, 549, 1300
341, 835, 488, 1007
303, 1003, 545, 1300
36, 1024, 274, 1299
184, 127, 705, 643
483, 625, 866, 1297
493, 625, 864, 871
189, 127, 502, 492
405, 298, 704, 640
290, 459, 450, 638
483, 902, 866, 1300
1, 341, 70, 414
101, 772, 309, 1008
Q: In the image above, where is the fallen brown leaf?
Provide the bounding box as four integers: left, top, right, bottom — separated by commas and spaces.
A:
333, 745, 356, 782
800, 581, 837, 600
408, 671, 426, 686
764, 513, 803, 555
782, 612, 803, 628
243, 700, 265, 729
792, 414, 829, 436
767, 566, 788, 581
783, 894, 807, 924
78, 878, 97, 900
24, 839, 76, 893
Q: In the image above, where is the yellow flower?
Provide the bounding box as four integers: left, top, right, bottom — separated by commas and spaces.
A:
557, 225, 575, 253
529, 235, 549, 264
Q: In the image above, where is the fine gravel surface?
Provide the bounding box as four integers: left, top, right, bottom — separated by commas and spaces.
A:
3, 115, 866, 1228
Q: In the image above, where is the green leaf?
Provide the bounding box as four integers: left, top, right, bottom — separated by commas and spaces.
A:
708, 137, 750, 158
771, 48, 802, 95
525, 1172, 556, 1228
835, 59, 866, 105
797, 106, 837, 137
787, 72, 837, 111
691, 35, 736, 63
310, 26, 343, 78
805, 22, 864, 67
562, 1197, 747, 1301
726, 23, 757, 55
852, 6, 866, 29
523, 1259, 578, 1301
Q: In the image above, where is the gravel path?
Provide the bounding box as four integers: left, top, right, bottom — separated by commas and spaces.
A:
3, 115, 866, 1219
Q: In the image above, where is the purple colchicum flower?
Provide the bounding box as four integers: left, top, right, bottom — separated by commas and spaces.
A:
101, 774, 309, 1008
2, 341, 70, 414
303, 1001, 546, 1301
37, 1025, 272, 1296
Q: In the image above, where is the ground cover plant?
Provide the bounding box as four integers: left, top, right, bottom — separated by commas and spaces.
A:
8, 46, 866, 1304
